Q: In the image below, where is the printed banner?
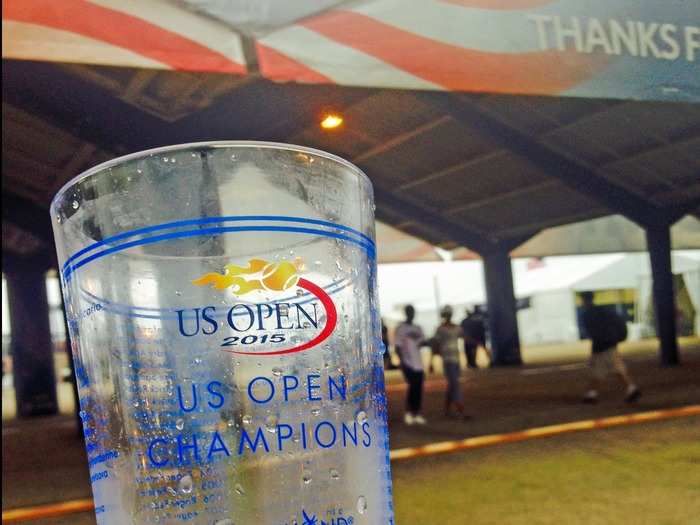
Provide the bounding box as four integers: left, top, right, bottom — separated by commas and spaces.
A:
3, 0, 699, 101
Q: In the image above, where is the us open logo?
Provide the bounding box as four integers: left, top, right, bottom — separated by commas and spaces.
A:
175, 259, 337, 356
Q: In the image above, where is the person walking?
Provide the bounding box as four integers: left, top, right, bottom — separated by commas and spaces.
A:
394, 304, 427, 425
433, 305, 468, 419
460, 308, 490, 369
580, 291, 641, 404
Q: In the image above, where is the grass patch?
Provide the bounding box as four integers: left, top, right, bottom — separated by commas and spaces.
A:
392, 417, 700, 525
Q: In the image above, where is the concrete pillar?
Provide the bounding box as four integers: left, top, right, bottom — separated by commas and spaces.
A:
645, 225, 679, 366
5, 269, 58, 416
60, 288, 82, 432
483, 246, 522, 366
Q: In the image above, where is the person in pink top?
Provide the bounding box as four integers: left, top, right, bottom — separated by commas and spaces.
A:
394, 304, 428, 425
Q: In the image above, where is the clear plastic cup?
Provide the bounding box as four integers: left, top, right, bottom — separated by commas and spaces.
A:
51, 142, 394, 525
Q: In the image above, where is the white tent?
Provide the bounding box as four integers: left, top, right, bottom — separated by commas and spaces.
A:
378, 252, 700, 344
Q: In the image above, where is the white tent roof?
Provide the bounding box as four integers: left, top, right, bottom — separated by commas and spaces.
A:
377, 252, 700, 319
513, 254, 623, 296
378, 260, 484, 319
572, 253, 700, 291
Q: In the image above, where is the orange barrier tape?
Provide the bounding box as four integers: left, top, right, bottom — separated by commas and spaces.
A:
389, 404, 700, 461
2, 498, 94, 523
3, 405, 699, 522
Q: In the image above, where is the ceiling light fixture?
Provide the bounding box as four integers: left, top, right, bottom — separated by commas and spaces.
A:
320, 114, 343, 129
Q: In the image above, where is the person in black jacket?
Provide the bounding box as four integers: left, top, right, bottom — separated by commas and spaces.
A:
580, 292, 640, 404
460, 308, 491, 369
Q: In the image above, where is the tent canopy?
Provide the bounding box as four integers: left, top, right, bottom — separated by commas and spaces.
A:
378, 252, 700, 319
572, 252, 700, 291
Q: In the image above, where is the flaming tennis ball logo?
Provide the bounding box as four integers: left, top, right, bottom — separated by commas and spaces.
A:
187, 257, 337, 356
261, 261, 299, 290
192, 258, 302, 295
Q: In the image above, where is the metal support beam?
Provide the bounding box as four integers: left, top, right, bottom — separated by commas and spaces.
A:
2, 250, 57, 275
645, 224, 680, 366
494, 209, 608, 238
373, 186, 492, 253
2, 193, 54, 245
445, 181, 558, 215
665, 198, 700, 226
5, 268, 58, 417
482, 243, 522, 366
498, 234, 537, 253
420, 92, 667, 227
397, 151, 503, 192
352, 116, 451, 164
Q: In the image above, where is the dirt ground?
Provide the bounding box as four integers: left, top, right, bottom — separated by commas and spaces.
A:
2, 338, 699, 524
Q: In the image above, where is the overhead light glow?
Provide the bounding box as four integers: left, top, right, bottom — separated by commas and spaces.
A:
320, 114, 343, 129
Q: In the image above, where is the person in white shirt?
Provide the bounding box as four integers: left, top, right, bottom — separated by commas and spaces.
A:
433, 305, 468, 419
394, 304, 427, 425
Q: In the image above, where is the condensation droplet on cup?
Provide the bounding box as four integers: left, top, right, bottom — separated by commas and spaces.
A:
174, 290, 182, 297
235, 483, 245, 495
242, 415, 252, 425
265, 415, 278, 433
132, 400, 139, 408
72, 200, 80, 210
357, 496, 367, 514
175, 418, 184, 430
272, 367, 283, 377
356, 411, 367, 425
179, 475, 193, 494
330, 468, 340, 480
215, 520, 234, 525
302, 473, 312, 485
311, 408, 321, 416
193, 357, 202, 365
227, 419, 235, 427
296, 289, 305, 297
